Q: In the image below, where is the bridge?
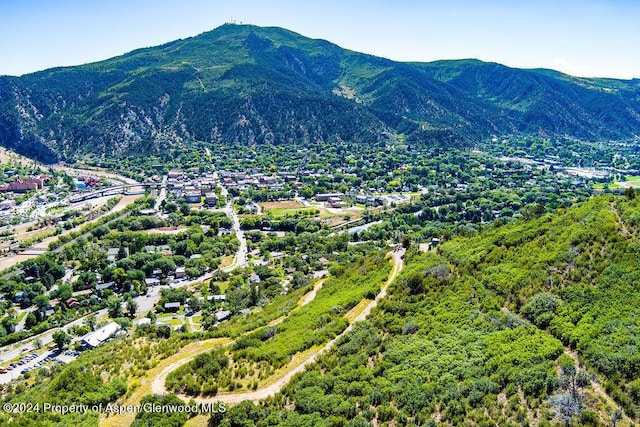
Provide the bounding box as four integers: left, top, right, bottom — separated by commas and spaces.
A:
69, 183, 161, 203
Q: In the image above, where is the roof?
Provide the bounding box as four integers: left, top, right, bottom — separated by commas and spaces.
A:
164, 302, 181, 309
215, 310, 231, 321
95, 282, 114, 291
82, 322, 119, 348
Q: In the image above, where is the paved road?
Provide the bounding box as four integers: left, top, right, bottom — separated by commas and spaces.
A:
0, 171, 249, 381
153, 175, 167, 211
220, 184, 247, 272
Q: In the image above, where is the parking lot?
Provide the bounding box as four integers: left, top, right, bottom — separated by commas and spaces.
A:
0, 349, 81, 384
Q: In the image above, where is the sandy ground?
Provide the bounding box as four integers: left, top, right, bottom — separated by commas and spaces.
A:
0, 148, 40, 167
50, 165, 138, 185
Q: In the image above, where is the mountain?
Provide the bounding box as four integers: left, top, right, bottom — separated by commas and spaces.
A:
1, 24, 639, 163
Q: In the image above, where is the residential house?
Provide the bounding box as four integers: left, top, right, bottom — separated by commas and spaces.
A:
215, 310, 231, 321
174, 266, 186, 279
204, 193, 219, 206
164, 302, 181, 312
145, 278, 160, 287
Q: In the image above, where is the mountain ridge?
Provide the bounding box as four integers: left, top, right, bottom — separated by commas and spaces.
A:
1, 24, 639, 163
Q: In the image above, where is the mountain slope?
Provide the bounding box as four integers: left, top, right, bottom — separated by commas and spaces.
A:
1, 24, 639, 162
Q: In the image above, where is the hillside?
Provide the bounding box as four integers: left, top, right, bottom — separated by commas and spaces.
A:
1, 24, 639, 163
217, 195, 640, 426
4, 195, 638, 427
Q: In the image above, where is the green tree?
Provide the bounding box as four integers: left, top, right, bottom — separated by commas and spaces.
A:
56, 284, 73, 301
625, 186, 636, 200
126, 298, 138, 318
521, 292, 562, 328
2, 316, 16, 334
84, 313, 97, 331
106, 296, 123, 318
22, 312, 37, 329
113, 267, 128, 291
52, 329, 71, 350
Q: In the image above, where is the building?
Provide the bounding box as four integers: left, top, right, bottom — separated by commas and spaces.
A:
316, 193, 344, 202
95, 282, 115, 292
215, 310, 231, 321
204, 193, 219, 206
107, 247, 128, 263
429, 238, 441, 249
0, 175, 52, 193
164, 302, 181, 312
135, 318, 152, 326
185, 192, 201, 204
327, 196, 346, 208
145, 278, 160, 287
81, 322, 119, 349
168, 170, 184, 179
175, 266, 186, 279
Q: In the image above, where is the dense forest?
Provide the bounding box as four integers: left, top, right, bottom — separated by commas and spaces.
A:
1, 24, 639, 163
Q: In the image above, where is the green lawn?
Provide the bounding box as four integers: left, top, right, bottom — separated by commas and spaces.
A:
267, 207, 317, 217
593, 182, 621, 189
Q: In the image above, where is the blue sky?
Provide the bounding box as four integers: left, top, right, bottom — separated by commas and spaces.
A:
1, 0, 638, 79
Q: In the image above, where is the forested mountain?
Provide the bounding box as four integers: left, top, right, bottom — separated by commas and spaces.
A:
1, 24, 639, 163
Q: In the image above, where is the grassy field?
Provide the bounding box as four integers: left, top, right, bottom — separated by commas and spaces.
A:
269, 207, 317, 217
157, 315, 184, 328
260, 200, 314, 217
595, 175, 640, 190
260, 200, 305, 210
257, 199, 364, 227
593, 182, 621, 189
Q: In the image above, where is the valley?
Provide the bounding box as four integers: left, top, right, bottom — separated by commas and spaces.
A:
0, 22, 639, 427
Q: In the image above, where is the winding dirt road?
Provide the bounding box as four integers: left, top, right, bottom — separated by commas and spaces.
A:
151, 249, 405, 404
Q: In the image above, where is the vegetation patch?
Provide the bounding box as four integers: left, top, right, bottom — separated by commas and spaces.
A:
165, 253, 391, 396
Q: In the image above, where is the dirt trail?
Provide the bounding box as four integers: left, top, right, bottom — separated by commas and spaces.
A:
610, 201, 631, 237
563, 349, 632, 426
299, 279, 325, 307
501, 306, 632, 426
151, 249, 404, 404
